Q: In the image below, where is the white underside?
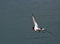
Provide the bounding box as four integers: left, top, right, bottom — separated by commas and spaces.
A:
34, 26, 41, 31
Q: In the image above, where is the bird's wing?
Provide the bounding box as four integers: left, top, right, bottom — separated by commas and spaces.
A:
32, 15, 38, 27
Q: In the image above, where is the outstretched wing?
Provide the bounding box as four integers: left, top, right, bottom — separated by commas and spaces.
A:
32, 14, 38, 27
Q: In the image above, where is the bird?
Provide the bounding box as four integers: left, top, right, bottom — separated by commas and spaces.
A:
32, 14, 45, 32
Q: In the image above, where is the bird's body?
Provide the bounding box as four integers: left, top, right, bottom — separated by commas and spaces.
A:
32, 15, 41, 32
32, 14, 45, 32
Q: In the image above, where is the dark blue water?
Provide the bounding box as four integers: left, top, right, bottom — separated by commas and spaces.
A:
0, 0, 60, 44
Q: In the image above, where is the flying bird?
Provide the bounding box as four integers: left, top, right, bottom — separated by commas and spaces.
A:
32, 14, 56, 37
32, 14, 45, 32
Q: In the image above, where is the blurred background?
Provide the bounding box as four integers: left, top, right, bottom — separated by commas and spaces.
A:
0, 0, 60, 44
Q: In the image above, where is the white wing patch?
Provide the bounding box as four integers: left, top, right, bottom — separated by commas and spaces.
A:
32, 16, 38, 27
